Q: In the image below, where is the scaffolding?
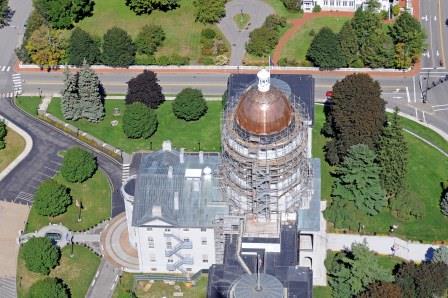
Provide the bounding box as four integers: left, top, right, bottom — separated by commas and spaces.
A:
220, 79, 312, 220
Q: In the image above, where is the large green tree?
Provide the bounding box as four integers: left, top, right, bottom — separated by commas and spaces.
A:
360, 28, 395, 68
25, 25, 67, 69
338, 21, 359, 67
194, 0, 226, 24
61, 70, 81, 120
22, 237, 60, 274
172, 88, 208, 121
358, 282, 403, 298
326, 243, 393, 298
125, 0, 179, 15
376, 108, 408, 198
28, 278, 68, 298
123, 102, 158, 139
34, 179, 72, 217
0, 120, 6, 150
68, 28, 101, 66
78, 64, 104, 122
432, 246, 448, 265
325, 144, 386, 226
33, 0, 93, 29
389, 12, 425, 64
126, 70, 165, 108
307, 27, 344, 69
102, 27, 136, 67
135, 25, 165, 55
61, 147, 97, 183
323, 73, 386, 164
351, 7, 381, 48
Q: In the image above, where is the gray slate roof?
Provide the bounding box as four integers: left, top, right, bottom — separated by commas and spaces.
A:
132, 149, 229, 227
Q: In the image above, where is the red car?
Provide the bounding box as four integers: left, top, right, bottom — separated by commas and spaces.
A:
325, 90, 333, 100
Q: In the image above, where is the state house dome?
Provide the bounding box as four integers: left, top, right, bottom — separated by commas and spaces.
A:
234, 69, 294, 136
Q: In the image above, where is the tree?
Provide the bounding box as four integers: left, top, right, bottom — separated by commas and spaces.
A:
21, 237, 60, 275
173, 88, 208, 121
61, 147, 97, 183
326, 243, 393, 298
0, 0, 9, 27
25, 25, 67, 69
125, 0, 179, 15
351, 9, 381, 51
194, 0, 226, 24
307, 27, 344, 69
358, 282, 402, 298
389, 12, 425, 63
28, 278, 68, 298
135, 25, 165, 55
34, 179, 71, 217
392, 4, 400, 17
360, 28, 395, 68
338, 21, 359, 67
102, 27, 136, 67
432, 246, 448, 265
123, 102, 158, 139
312, 4, 321, 12
376, 108, 408, 198
0, 120, 6, 150
324, 73, 386, 164
33, 0, 93, 29
394, 42, 413, 69
441, 187, 448, 216
126, 70, 165, 108
396, 262, 448, 298
246, 26, 280, 57
61, 70, 81, 120
326, 144, 386, 221
78, 64, 104, 122
68, 28, 101, 66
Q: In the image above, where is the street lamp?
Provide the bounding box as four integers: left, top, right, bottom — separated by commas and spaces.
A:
76, 199, 83, 222
38, 88, 42, 99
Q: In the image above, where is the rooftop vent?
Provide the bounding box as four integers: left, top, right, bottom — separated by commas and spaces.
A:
168, 166, 173, 178
199, 151, 204, 164
180, 148, 185, 164
162, 140, 172, 152
152, 205, 162, 217
203, 167, 212, 179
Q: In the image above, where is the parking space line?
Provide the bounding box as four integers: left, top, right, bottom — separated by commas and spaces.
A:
405, 87, 410, 103
434, 107, 448, 112
413, 77, 417, 102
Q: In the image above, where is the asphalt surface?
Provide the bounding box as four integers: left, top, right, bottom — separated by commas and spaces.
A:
0, 97, 124, 216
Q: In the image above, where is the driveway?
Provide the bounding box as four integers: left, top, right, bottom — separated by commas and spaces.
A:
0, 97, 124, 216
218, 0, 274, 66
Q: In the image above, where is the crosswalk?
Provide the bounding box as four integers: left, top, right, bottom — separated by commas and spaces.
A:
0, 65, 11, 72
12, 73, 22, 95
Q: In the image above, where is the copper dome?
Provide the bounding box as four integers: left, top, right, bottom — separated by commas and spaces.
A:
235, 86, 293, 136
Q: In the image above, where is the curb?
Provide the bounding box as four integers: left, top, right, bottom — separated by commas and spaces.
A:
0, 116, 33, 182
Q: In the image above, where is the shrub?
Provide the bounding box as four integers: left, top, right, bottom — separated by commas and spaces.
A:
441, 188, 448, 216
126, 70, 165, 108
194, 0, 226, 24
432, 246, 448, 265
123, 102, 158, 139
307, 26, 344, 69
201, 28, 217, 39
390, 190, 425, 221
34, 0, 94, 29
34, 179, 72, 217
0, 120, 6, 149
61, 147, 97, 183
214, 54, 229, 65
22, 237, 60, 275
200, 56, 214, 65
135, 25, 165, 55
125, 0, 179, 15
312, 4, 321, 12
246, 14, 285, 57
156, 55, 190, 65
278, 57, 299, 66
102, 27, 136, 67
172, 88, 208, 121
264, 15, 286, 30
282, 0, 300, 11
28, 278, 68, 298
135, 54, 157, 65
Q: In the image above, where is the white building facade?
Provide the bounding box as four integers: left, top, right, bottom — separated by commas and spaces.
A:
302, 0, 396, 12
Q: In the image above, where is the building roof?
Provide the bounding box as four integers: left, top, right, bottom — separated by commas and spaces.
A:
297, 158, 321, 232
132, 149, 229, 227
235, 86, 294, 136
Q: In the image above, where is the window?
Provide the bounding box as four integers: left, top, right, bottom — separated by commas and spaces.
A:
186, 268, 192, 272
150, 254, 156, 262
164, 228, 171, 232
166, 241, 172, 249
146, 227, 152, 231
201, 228, 206, 232
168, 259, 174, 263
202, 255, 209, 263
201, 238, 207, 245
148, 237, 154, 248
183, 228, 189, 231
183, 238, 190, 242
151, 268, 157, 271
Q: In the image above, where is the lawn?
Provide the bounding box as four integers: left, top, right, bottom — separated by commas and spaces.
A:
25, 170, 111, 232
280, 16, 351, 65
263, 0, 302, 20
15, 96, 41, 116
76, 0, 217, 63
234, 13, 250, 30
17, 245, 100, 298
47, 99, 222, 153
0, 127, 25, 172
313, 104, 448, 242
114, 273, 208, 298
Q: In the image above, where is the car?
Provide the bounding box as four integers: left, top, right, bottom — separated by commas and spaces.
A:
45, 232, 62, 242
325, 90, 333, 100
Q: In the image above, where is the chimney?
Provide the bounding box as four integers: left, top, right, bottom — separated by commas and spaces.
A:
180, 148, 184, 164
257, 69, 270, 92
199, 151, 204, 164
167, 166, 173, 178
162, 140, 172, 151
152, 205, 162, 217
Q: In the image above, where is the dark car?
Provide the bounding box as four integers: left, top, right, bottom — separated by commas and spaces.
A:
45, 232, 62, 241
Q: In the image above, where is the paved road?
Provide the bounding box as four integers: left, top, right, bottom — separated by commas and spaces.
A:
86, 259, 121, 298
0, 97, 124, 216
218, 0, 274, 65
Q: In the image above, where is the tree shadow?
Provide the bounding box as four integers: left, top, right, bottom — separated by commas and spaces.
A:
0, 8, 15, 28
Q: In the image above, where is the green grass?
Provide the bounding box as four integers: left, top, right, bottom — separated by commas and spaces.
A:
76, 0, 218, 63
313, 286, 332, 298
47, 99, 222, 153
234, 13, 250, 30
280, 16, 351, 64
15, 96, 41, 116
263, 0, 303, 19
0, 128, 25, 172
25, 170, 111, 232
17, 245, 100, 298
314, 104, 448, 242
114, 273, 208, 298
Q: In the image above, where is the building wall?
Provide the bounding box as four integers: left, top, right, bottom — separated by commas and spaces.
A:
135, 226, 217, 274
302, 0, 395, 12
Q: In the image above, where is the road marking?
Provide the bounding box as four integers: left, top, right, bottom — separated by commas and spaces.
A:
429, 16, 435, 67
392, 96, 403, 99
438, 0, 446, 67
434, 15, 437, 21
422, 111, 427, 123
6, 66, 10, 72
432, 104, 448, 108
434, 108, 448, 112
414, 107, 418, 119
413, 76, 417, 102
1, 66, 5, 71
437, 50, 440, 57
12, 74, 21, 77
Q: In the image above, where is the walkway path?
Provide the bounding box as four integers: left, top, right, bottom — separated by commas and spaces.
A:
86, 259, 121, 298
327, 233, 439, 262
218, 0, 274, 66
